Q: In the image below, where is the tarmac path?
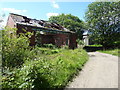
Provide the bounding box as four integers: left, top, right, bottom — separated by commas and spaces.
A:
66, 52, 118, 88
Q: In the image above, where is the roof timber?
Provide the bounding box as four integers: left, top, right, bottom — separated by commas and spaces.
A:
32, 27, 73, 34
17, 23, 75, 34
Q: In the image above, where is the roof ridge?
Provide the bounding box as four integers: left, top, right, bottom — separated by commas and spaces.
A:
10, 13, 27, 18
9, 13, 71, 32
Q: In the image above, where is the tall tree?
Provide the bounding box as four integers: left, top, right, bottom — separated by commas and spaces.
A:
85, 2, 120, 48
49, 13, 86, 40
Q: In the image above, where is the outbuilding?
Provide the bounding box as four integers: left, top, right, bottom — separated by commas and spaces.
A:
6, 13, 77, 49
83, 30, 89, 46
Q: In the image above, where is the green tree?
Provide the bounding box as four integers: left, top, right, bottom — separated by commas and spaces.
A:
49, 13, 86, 39
85, 2, 120, 48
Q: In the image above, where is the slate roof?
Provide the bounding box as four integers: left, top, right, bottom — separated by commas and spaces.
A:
10, 13, 71, 32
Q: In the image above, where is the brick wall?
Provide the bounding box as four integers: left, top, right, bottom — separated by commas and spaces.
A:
69, 33, 77, 49
54, 34, 69, 47
39, 34, 69, 47
6, 15, 15, 28
40, 34, 55, 45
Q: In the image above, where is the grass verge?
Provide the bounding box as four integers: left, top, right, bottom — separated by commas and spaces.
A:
98, 49, 120, 57
86, 44, 103, 47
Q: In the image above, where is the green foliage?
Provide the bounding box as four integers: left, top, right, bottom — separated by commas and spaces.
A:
62, 45, 69, 49
35, 31, 42, 47
2, 48, 88, 89
99, 49, 120, 57
34, 47, 60, 55
76, 39, 84, 48
85, 2, 120, 48
113, 41, 120, 48
49, 13, 86, 39
2, 27, 34, 68
76, 39, 84, 45
86, 44, 103, 47
51, 49, 60, 54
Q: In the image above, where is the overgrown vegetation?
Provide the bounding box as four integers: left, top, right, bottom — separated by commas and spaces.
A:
76, 39, 85, 48
2, 48, 88, 88
1, 28, 88, 89
98, 49, 120, 57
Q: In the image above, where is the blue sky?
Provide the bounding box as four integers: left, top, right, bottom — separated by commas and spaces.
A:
0, 1, 92, 26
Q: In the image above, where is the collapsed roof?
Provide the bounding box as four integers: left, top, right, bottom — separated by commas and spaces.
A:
10, 13, 70, 32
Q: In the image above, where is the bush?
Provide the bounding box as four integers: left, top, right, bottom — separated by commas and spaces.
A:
76, 39, 84, 46
2, 48, 88, 89
2, 27, 34, 69
76, 39, 84, 48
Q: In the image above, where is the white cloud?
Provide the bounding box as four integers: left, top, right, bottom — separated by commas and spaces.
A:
51, 0, 59, 9
0, 8, 27, 27
1, 8, 27, 14
46, 13, 59, 18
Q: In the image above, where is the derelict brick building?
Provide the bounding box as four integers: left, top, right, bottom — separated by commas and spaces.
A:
6, 13, 77, 49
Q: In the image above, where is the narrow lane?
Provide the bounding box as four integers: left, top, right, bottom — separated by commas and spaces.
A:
66, 52, 118, 88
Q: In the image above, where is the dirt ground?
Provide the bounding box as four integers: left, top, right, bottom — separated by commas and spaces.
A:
66, 52, 118, 88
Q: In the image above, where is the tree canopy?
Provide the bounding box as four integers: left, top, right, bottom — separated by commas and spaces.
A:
85, 2, 120, 48
49, 13, 86, 40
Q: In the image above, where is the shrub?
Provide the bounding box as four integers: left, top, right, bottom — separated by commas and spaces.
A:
2, 27, 34, 69
76, 39, 84, 48
76, 39, 84, 45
